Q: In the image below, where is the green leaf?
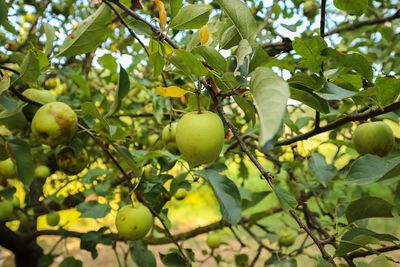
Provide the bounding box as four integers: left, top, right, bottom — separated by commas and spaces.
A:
62, 68, 90, 97
130, 241, 157, 267
309, 152, 337, 187
42, 22, 55, 56
196, 169, 242, 225
80, 227, 113, 259
170, 0, 183, 19
77, 201, 111, 218
59, 257, 83, 267
235, 254, 249, 267
234, 39, 252, 76
370, 255, 393, 267
170, 49, 208, 78
250, 67, 290, 146
8, 138, 34, 186
81, 102, 110, 134
347, 155, 391, 185
360, 77, 400, 106
292, 36, 327, 72
161, 251, 188, 267
249, 45, 271, 72
220, 25, 241, 49
14, 50, 40, 84
241, 190, 271, 210
107, 66, 130, 117
315, 82, 356, 101
335, 228, 398, 256
192, 46, 227, 73
170, 4, 211, 30
0, 0, 8, 26
345, 197, 394, 223
334, 0, 368, 16
57, 4, 112, 57
113, 145, 140, 177
289, 87, 330, 113
271, 184, 297, 211
215, 0, 257, 45
149, 39, 165, 78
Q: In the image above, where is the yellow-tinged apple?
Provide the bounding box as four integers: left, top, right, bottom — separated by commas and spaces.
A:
352, 121, 394, 157
22, 89, 57, 119
31, 102, 77, 146
115, 203, 153, 240
34, 165, 51, 179
206, 233, 221, 249
56, 147, 88, 175
148, 134, 163, 150
304, 0, 319, 18
0, 200, 14, 221
176, 111, 224, 166
174, 188, 187, 200
162, 122, 180, 155
46, 212, 60, 226
278, 230, 296, 247
0, 158, 17, 179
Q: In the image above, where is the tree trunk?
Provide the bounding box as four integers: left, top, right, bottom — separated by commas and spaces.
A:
14, 242, 43, 267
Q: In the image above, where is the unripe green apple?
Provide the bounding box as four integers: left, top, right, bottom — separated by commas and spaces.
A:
352, 121, 394, 157
0, 158, 17, 179
22, 89, 57, 119
46, 212, 60, 226
31, 102, 78, 147
303, 0, 319, 18
278, 230, 296, 247
56, 147, 88, 175
162, 122, 180, 155
44, 78, 58, 89
206, 233, 221, 249
174, 188, 187, 200
148, 134, 163, 150
0, 200, 14, 221
34, 165, 51, 179
115, 203, 153, 240
176, 111, 225, 166
0, 125, 12, 161
143, 164, 156, 179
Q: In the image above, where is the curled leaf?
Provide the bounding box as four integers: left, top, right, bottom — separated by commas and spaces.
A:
199, 25, 210, 45
156, 86, 188, 97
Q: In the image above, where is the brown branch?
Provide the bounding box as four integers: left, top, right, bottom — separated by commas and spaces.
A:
347, 244, 400, 259
275, 101, 400, 146
256, 0, 279, 34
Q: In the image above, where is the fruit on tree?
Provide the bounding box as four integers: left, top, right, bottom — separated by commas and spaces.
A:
46, 212, 60, 226
162, 122, 180, 154
22, 89, 56, 119
206, 233, 221, 249
34, 165, 51, 179
31, 102, 78, 147
0, 125, 12, 161
174, 188, 187, 200
0, 158, 17, 179
148, 134, 163, 150
0, 199, 14, 221
303, 0, 319, 18
115, 203, 153, 240
352, 121, 394, 157
176, 111, 225, 166
56, 147, 88, 175
44, 78, 58, 89
278, 230, 296, 247
12, 196, 20, 208
5, 42, 17, 51
143, 164, 156, 179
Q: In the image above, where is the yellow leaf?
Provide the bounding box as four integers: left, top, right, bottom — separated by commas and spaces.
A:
156, 86, 188, 98
155, 0, 167, 28
199, 25, 210, 45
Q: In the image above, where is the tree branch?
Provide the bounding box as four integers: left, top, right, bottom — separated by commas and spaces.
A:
347, 244, 400, 259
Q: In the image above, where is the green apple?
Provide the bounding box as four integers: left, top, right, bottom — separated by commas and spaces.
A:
46, 212, 60, 226
206, 233, 221, 249
303, 0, 319, 18
0, 125, 12, 161
352, 121, 394, 157
115, 203, 153, 240
22, 89, 57, 119
44, 78, 58, 89
34, 165, 51, 179
0, 158, 17, 179
31, 102, 78, 146
162, 122, 180, 155
0, 200, 14, 221
148, 134, 163, 150
56, 147, 88, 175
176, 111, 225, 166
174, 188, 187, 201
143, 164, 156, 179
12, 195, 20, 208
278, 230, 296, 247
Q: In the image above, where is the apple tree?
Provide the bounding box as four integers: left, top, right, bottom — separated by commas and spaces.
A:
0, 0, 399, 266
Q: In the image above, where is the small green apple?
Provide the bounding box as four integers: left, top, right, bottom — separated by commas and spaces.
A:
22, 89, 56, 119
303, 0, 319, 18
142, 164, 156, 179
278, 230, 296, 247
0, 125, 12, 161
206, 233, 221, 249
0, 158, 17, 179
56, 147, 88, 175
115, 203, 153, 240
352, 121, 394, 157
162, 122, 180, 155
44, 78, 58, 89
176, 111, 225, 166
31, 102, 77, 146
34, 165, 51, 179
148, 134, 163, 150
174, 188, 187, 201
0, 199, 14, 221
46, 212, 60, 226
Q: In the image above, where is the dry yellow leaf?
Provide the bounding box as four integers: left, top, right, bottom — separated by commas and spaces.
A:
156, 86, 188, 98
199, 25, 210, 45
155, 0, 167, 28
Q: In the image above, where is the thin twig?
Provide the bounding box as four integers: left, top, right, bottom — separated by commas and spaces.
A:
256, 0, 279, 33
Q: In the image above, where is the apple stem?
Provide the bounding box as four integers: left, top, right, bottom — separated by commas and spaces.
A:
195, 83, 202, 114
